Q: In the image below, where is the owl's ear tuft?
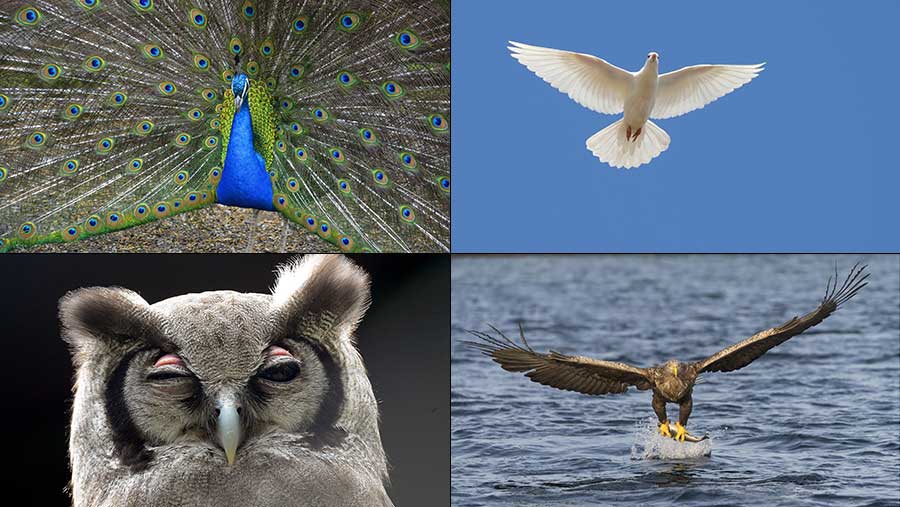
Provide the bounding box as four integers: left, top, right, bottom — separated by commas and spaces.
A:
272, 255, 371, 343
60, 287, 167, 364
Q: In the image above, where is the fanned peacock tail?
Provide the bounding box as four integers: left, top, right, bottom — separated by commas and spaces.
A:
0, 0, 450, 253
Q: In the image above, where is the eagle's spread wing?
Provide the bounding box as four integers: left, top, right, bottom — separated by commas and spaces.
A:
652, 63, 765, 119
465, 324, 652, 395
694, 264, 868, 374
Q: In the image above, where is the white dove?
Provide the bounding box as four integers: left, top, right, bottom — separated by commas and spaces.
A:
509, 41, 765, 169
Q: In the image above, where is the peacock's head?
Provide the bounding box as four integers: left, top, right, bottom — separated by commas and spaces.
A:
232, 73, 249, 96
232, 73, 249, 108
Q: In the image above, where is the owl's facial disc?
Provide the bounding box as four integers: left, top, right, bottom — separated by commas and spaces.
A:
216, 346, 301, 465
119, 326, 330, 468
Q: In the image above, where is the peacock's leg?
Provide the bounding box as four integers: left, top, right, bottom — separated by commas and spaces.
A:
652, 391, 670, 437
245, 209, 260, 253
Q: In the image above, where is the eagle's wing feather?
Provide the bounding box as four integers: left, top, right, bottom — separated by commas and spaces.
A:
652, 63, 765, 119
695, 264, 868, 374
465, 325, 652, 395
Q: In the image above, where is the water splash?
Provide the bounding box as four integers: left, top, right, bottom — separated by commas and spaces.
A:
630, 418, 712, 460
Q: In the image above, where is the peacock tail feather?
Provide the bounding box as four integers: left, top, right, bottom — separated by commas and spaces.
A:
0, 0, 450, 253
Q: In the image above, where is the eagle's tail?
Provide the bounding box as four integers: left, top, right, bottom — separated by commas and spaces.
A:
586, 119, 670, 169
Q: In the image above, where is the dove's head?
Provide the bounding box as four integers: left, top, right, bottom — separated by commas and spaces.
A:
647, 52, 659, 63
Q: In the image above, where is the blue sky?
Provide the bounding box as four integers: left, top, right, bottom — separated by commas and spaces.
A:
452, 0, 899, 252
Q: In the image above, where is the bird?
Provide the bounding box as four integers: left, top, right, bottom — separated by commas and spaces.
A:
508, 41, 764, 169
0, 1, 450, 253
60, 254, 394, 506
466, 264, 868, 443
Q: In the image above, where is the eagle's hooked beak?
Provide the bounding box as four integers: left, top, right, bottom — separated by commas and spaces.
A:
671, 364, 678, 376
216, 397, 242, 465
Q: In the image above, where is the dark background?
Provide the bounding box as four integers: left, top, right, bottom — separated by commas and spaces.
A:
0, 254, 448, 506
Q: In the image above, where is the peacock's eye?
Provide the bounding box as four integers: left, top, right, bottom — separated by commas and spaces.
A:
257, 346, 300, 382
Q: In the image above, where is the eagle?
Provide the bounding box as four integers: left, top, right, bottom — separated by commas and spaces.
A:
466, 264, 868, 442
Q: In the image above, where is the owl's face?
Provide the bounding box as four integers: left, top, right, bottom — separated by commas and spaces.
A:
118, 291, 332, 465
61, 255, 392, 506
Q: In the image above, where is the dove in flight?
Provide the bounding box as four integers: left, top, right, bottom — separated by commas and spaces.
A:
509, 41, 765, 169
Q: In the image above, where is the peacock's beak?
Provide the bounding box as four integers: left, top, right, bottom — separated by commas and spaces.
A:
216, 398, 242, 465
234, 85, 249, 110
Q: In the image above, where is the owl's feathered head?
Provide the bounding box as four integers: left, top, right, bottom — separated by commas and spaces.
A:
60, 255, 390, 505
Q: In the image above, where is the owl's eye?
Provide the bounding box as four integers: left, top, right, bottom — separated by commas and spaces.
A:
258, 346, 300, 382
258, 361, 300, 382
147, 353, 192, 381
154, 354, 183, 367
266, 345, 293, 358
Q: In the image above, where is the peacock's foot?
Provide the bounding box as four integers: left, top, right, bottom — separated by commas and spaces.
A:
658, 420, 672, 438
674, 422, 687, 442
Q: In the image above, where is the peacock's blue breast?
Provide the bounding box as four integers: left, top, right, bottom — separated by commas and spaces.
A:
217, 101, 274, 211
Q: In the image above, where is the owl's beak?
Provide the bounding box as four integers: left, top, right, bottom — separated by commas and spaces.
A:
216, 400, 242, 465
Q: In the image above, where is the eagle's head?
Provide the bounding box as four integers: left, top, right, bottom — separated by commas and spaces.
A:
663, 359, 679, 378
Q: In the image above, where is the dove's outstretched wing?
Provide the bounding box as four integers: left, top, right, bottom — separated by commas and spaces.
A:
465, 325, 653, 395
509, 41, 633, 115
652, 63, 765, 119
693, 264, 868, 374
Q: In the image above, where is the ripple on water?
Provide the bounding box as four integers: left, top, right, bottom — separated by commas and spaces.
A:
630, 419, 713, 460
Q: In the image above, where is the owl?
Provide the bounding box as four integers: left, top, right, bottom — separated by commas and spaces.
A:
61, 255, 393, 507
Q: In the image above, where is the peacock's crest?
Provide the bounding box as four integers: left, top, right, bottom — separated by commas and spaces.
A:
0, 0, 450, 252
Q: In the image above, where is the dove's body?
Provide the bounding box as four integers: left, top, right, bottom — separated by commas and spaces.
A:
623, 57, 659, 140
509, 42, 764, 169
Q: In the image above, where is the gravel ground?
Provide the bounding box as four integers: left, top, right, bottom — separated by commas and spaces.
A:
21, 205, 339, 253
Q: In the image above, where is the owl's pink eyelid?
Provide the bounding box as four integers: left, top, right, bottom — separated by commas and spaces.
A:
267, 346, 293, 358
154, 354, 183, 367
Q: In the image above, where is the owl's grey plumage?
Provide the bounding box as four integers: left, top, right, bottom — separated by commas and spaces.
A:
61, 255, 393, 507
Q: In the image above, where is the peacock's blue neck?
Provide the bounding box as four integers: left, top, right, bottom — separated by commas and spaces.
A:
216, 99, 274, 211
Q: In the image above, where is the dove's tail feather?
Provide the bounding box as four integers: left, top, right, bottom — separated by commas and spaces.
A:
586, 119, 670, 169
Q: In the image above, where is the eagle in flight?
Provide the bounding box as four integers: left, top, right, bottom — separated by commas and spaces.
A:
466, 264, 868, 442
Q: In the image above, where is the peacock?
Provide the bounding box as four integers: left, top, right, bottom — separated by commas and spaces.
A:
0, 0, 450, 253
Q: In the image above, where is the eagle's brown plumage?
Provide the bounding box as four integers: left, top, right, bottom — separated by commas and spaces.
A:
465, 264, 868, 441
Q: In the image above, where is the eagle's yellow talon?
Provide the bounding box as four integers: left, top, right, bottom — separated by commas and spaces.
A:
659, 420, 671, 438
674, 422, 686, 442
